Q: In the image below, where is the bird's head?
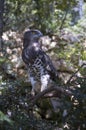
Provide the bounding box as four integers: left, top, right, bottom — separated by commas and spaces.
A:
23, 29, 43, 48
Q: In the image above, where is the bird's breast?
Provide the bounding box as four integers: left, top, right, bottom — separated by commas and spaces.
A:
28, 57, 48, 80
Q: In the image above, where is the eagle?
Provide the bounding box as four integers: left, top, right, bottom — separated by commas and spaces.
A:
22, 29, 58, 95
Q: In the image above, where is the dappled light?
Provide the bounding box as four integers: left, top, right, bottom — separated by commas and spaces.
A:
0, 0, 86, 130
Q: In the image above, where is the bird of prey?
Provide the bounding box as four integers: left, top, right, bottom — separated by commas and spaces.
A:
22, 29, 58, 95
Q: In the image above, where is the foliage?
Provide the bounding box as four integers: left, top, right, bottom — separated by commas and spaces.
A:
4, 0, 81, 33
0, 0, 86, 130
0, 111, 12, 123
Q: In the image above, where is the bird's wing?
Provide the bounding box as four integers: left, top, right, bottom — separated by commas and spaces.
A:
22, 47, 39, 65
38, 50, 58, 80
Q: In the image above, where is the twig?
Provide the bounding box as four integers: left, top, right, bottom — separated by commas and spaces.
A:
59, 1, 71, 30
66, 63, 86, 84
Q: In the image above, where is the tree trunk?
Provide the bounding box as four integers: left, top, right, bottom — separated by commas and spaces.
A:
0, 0, 5, 52
71, 0, 84, 26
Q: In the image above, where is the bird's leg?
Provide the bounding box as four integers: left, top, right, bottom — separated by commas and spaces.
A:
30, 76, 37, 96
41, 74, 50, 92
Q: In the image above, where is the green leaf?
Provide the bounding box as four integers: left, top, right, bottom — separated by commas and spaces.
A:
0, 111, 13, 125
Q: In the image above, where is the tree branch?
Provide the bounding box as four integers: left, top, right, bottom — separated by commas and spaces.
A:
28, 85, 73, 108
59, 1, 71, 30
66, 63, 86, 84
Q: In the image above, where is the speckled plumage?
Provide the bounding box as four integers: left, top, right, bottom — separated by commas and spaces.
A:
22, 29, 57, 95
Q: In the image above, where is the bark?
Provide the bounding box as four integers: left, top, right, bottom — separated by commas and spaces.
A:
0, 0, 5, 51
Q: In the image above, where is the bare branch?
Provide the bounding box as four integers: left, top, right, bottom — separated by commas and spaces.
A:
59, 1, 71, 30
66, 63, 86, 84
28, 85, 73, 108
